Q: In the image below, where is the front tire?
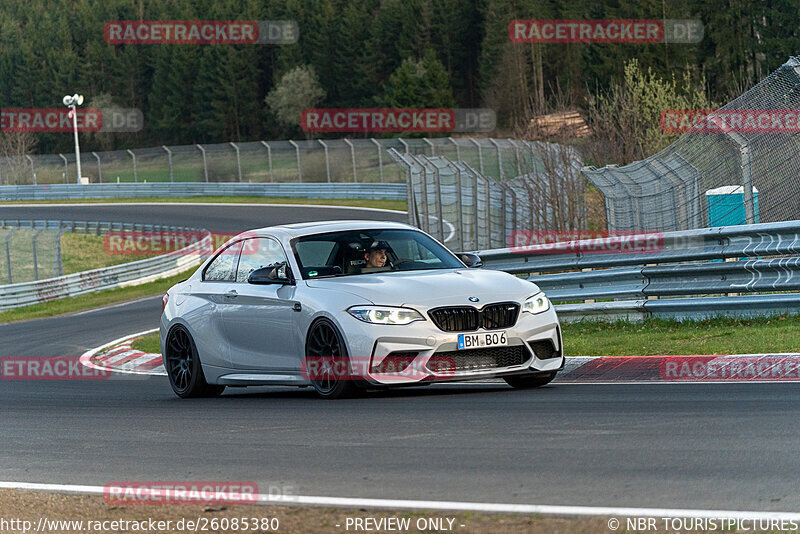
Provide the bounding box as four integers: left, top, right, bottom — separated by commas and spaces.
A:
503, 371, 556, 389
164, 325, 225, 398
305, 319, 359, 399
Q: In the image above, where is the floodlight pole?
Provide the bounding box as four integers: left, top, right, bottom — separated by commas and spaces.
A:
72, 108, 82, 184
64, 94, 84, 184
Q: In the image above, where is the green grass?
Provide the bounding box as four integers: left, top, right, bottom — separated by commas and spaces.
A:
60, 232, 161, 274
0, 230, 150, 284
129, 314, 800, 357
0, 195, 408, 212
131, 332, 161, 354
562, 314, 800, 356
0, 229, 58, 283
0, 267, 195, 324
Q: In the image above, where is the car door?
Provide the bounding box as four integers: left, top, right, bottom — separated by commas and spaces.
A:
220, 236, 299, 371
187, 239, 243, 368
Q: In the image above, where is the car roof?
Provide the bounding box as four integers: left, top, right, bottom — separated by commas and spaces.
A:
248, 220, 417, 239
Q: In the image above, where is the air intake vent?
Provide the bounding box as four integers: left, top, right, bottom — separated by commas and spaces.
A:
428, 302, 519, 332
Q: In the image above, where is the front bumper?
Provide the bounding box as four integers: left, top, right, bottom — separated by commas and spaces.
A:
342, 306, 563, 386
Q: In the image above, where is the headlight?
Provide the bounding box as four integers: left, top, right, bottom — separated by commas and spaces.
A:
522, 293, 550, 315
347, 306, 424, 325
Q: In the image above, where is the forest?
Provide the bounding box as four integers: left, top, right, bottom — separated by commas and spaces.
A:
0, 0, 797, 154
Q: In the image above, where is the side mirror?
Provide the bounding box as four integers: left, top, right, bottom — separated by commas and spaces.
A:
459, 253, 483, 268
247, 263, 294, 285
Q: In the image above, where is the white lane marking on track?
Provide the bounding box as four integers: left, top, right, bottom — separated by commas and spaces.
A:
4, 202, 406, 214
0, 481, 798, 519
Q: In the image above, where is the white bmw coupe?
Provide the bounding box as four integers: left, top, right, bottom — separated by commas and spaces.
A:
160, 220, 563, 399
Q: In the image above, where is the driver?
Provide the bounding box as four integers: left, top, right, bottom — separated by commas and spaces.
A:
364, 240, 389, 268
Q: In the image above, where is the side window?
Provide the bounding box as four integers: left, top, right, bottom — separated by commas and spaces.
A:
235, 237, 290, 283
203, 240, 243, 282
294, 240, 337, 268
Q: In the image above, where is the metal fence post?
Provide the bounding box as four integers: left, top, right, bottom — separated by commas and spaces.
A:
59, 154, 69, 183
469, 138, 484, 174
318, 140, 331, 182
344, 138, 357, 182
500, 183, 517, 244
489, 138, 503, 180
446, 161, 465, 250
448, 137, 461, 161
31, 228, 44, 280
508, 138, 522, 176
92, 151, 103, 183
260, 141, 275, 182
431, 162, 445, 243
740, 145, 756, 223
26, 155, 35, 185
230, 142, 242, 182
370, 138, 384, 183
399, 139, 409, 154
54, 226, 65, 276
196, 144, 209, 182
423, 138, 435, 156
5, 229, 15, 284
485, 179, 491, 247
127, 149, 138, 183
411, 155, 430, 234
473, 168, 480, 249
288, 140, 302, 182
162, 146, 173, 182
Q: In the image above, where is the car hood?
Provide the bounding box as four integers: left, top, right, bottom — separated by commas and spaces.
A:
304, 269, 540, 308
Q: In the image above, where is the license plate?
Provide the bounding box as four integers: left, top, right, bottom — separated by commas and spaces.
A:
458, 331, 508, 350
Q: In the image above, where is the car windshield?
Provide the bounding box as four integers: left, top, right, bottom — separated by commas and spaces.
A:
292, 229, 464, 279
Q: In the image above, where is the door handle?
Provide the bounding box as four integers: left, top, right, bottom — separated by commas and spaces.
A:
224, 289, 238, 298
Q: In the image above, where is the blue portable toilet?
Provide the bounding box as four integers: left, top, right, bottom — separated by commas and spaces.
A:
705, 185, 759, 227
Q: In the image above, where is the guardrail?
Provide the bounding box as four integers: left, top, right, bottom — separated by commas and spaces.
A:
0, 220, 212, 311
474, 221, 800, 321
0, 182, 407, 202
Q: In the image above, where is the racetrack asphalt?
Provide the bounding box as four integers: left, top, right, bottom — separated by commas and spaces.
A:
1, 203, 799, 513
0, 203, 405, 234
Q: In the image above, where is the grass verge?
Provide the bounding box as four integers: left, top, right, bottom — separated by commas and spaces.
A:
131, 314, 800, 357
61, 232, 161, 274
0, 195, 407, 212
562, 314, 800, 356
131, 331, 161, 353
0, 267, 195, 324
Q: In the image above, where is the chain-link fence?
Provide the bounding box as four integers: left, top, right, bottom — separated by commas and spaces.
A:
390, 142, 585, 252
0, 224, 62, 284
583, 56, 800, 232
1, 137, 547, 186
0, 220, 201, 285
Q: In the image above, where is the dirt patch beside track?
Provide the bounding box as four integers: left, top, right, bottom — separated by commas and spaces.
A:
0, 489, 614, 533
